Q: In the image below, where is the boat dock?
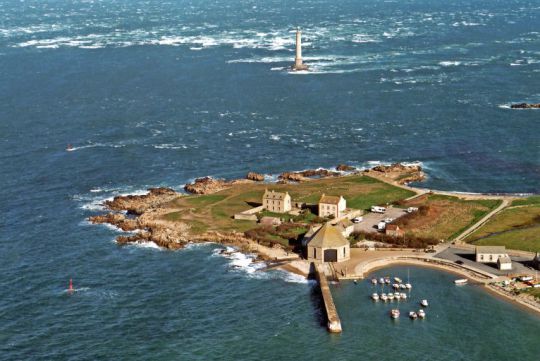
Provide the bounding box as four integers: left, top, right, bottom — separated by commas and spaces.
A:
313, 262, 342, 333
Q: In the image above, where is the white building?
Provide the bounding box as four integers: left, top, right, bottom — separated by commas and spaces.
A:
262, 189, 292, 213
318, 194, 346, 219
475, 246, 508, 263
497, 255, 512, 271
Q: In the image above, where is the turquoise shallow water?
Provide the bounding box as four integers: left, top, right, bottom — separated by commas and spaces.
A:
1, 0, 540, 359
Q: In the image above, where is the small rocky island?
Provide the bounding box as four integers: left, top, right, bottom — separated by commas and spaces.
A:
510, 103, 540, 109
89, 163, 425, 252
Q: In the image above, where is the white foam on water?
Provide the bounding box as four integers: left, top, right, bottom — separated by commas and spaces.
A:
153, 143, 188, 149
439, 61, 462, 67
498, 104, 511, 109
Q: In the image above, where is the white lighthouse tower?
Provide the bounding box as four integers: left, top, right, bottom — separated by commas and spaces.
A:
292, 28, 308, 71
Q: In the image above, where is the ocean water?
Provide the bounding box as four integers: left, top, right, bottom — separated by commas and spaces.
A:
1, 0, 539, 359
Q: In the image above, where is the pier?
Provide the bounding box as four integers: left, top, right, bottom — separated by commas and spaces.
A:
314, 262, 342, 333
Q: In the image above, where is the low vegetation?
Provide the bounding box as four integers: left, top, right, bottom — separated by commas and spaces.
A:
351, 230, 439, 249
244, 223, 308, 250
392, 194, 501, 240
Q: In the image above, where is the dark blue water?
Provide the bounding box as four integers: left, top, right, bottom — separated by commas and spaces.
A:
1, 0, 539, 359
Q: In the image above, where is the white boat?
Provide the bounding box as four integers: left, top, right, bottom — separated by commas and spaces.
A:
405, 283, 412, 289
454, 279, 468, 285
394, 292, 401, 300
372, 293, 380, 301
390, 309, 400, 319
409, 311, 418, 319
418, 309, 426, 318
381, 293, 388, 302
394, 277, 402, 283
384, 277, 391, 284
379, 277, 385, 284
371, 278, 378, 285
400, 284, 406, 289
400, 293, 407, 300
420, 299, 429, 307
393, 283, 400, 289
388, 293, 395, 301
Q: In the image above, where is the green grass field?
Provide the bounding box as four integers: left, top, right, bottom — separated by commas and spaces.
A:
465, 203, 540, 252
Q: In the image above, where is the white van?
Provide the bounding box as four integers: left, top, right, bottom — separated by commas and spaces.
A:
371, 206, 386, 213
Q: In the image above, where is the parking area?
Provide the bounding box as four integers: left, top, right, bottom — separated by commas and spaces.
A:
353, 206, 409, 233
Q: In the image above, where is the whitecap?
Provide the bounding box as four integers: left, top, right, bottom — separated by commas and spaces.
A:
439, 61, 461, 67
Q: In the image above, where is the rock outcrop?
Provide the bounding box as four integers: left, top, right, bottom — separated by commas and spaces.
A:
511, 103, 540, 109
105, 187, 178, 214
336, 164, 356, 172
364, 163, 425, 184
246, 172, 265, 181
278, 168, 340, 182
184, 177, 253, 195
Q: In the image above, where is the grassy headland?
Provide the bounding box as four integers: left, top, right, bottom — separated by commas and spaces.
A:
464, 197, 540, 252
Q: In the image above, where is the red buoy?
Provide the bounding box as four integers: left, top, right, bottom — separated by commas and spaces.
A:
68, 278, 74, 293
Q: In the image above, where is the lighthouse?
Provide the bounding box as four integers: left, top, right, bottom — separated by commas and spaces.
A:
292, 28, 308, 71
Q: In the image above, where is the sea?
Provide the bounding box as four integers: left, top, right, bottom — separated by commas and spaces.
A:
1, 0, 539, 359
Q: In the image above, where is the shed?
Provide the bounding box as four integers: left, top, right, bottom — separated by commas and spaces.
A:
497, 255, 512, 271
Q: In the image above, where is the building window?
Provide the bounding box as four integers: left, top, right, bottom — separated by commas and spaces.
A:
314, 248, 316, 259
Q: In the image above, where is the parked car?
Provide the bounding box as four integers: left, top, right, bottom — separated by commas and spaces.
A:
455, 260, 464, 265
351, 217, 363, 223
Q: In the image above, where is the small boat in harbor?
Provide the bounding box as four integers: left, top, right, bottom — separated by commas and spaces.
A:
381, 293, 388, 302
409, 311, 418, 319
379, 277, 385, 284
371, 278, 378, 285
420, 299, 429, 307
400, 284, 406, 289
393, 283, 400, 289
390, 309, 400, 319
454, 279, 468, 285
384, 277, 391, 284
418, 309, 426, 318
388, 293, 395, 301
394, 277, 402, 283
394, 292, 401, 300
400, 292, 407, 300
372, 293, 380, 301
405, 283, 412, 289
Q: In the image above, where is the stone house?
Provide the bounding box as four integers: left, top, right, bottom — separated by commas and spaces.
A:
307, 223, 350, 263
318, 194, 346, 219
385, 224, 404, 237
262, 189, 292, 213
